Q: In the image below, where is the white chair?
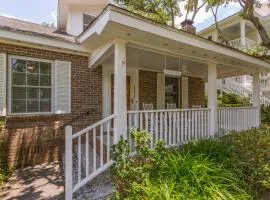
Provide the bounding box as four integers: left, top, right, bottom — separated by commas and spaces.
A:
192, 105, 202, 109
167, 103, 177, 109
143, 103, 154, 110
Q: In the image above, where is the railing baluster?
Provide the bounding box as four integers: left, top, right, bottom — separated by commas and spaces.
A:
160, 112, 163, 141
168, 112, 172, 145
164, 112, 168, 145
180, 111, 184, 143
173, 112, 176, 145
150, 112, 154, 148
107, 122, 110, 162
78, 136, 81, 183
86, 132, 89, 177
100, 124, 104, 167
93, 128, 96, 172
155, 112, 159, 143
177, 112, 180, 143
140, 113, 143, 131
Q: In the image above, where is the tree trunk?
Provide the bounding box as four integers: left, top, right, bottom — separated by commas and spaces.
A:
241, 0, 270, 49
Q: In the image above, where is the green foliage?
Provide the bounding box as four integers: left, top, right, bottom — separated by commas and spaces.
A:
116, 0, 181, 26
218, 93, 251, 107
113, 129, 270, 199
112, 129, 166, 198
222, 127, 270, 197
261, 104, 270, 124
0, 121, 11, 188
242, 44, 268, 57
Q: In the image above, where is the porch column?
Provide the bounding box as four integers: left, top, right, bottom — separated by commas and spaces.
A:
240, 20, 246, 46
252, 72, 261, 127
114, 39, 127, 143
208, 62, 218, 136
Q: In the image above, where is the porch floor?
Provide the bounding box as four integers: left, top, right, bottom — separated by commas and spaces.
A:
0, 162, 64, 200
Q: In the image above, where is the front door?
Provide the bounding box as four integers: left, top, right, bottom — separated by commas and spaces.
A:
111, 74, 131, 113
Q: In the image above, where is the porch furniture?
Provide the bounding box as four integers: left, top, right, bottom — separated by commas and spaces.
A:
167, 103, 177, 109
143, 103, 154, 110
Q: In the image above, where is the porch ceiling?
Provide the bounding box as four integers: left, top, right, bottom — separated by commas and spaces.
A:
103, 46, 249, 80
78, 5, 270, 75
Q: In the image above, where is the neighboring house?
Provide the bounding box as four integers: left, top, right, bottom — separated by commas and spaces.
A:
198, 3, 270, 100
0, 1, 269, 198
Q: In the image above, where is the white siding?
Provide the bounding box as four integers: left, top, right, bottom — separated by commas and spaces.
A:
157, 73, 165, 109
0, 53, 6, 116
55, 60, 71, 114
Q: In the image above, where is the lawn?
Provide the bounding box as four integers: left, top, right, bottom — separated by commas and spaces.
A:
112, 126, 270, 199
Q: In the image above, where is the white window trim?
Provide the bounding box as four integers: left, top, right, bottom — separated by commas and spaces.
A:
8, 55, 55, 116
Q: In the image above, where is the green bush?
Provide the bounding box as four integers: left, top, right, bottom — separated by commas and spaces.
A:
112, 129, 255, 199
261, 104, 270, 124
221, 126, 270, 198
218, 93, 251, 107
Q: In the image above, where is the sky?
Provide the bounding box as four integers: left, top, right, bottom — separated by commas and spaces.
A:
0, 0, 242, 31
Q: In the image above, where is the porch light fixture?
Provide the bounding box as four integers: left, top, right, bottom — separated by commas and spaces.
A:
163, 55, 182, 77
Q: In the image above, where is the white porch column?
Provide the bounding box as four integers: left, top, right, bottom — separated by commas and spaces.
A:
252, 72, 261, 127
208, 62, 218, 136
114, 39, 127, 143
240, 20, 246, 46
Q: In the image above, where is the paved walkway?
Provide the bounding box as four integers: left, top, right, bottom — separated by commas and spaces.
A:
0, 162, 64, 200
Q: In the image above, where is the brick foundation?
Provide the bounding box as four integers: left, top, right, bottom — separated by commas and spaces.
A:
0, 43, 102, 168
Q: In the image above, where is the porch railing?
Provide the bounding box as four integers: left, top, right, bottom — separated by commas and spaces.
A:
230, 38, 256, 49
217, 107, 259, 133
65, 114, 117, 200
127, 108, 211, 149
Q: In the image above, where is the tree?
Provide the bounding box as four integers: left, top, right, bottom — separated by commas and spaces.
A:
116, 0, 182, 27
238, 0, 270, 49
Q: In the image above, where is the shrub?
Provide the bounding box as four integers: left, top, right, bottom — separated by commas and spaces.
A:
261, 104, 270, 124
112, 130, 252, 199
221, 126, 270, 198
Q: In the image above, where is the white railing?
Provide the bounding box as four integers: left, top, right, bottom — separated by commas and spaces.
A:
65, 114, 117, 200
217, 107, 259, 133
229, 38, 256, 49
127, 108, 211, 149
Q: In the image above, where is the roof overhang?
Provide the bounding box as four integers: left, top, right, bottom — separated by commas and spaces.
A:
0, 28, 88, 55
78, 5, 270, 72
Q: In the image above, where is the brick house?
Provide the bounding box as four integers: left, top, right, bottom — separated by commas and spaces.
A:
0, 1, 269, 197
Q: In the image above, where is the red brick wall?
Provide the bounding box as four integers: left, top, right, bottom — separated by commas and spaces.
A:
138, 70, 157, 109
188, 77, 205, 107
0, 43, 102, 168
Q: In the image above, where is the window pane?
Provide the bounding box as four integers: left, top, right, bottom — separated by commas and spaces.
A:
40, 88, 51, 99
40, 100, 51, 112
27, 100, 39, 112
40, 62, 51, 74
27, 60, 39, 73
27, 74, 39, 86
12, 100, 26, 113
12, 87, 26, 99
40, 75, 51, 86
12, 58, 26, 72
12, 72, 26, 85
27, 88, 39, 99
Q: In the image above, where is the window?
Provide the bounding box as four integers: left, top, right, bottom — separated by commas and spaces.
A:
83, 14, 95, 30
165, 76, 180, 108
10, 57, 52, 114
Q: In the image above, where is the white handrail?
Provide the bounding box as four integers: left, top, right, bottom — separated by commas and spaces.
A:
65, 114, 117, 199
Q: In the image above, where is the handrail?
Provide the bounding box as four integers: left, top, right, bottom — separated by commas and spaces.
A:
72, 114, 117, 139
128, 108, 210, 114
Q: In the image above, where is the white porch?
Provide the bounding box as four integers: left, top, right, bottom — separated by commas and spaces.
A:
64, 5, 270, 199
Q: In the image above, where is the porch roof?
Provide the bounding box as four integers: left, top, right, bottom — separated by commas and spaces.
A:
77, 4, 270, 74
